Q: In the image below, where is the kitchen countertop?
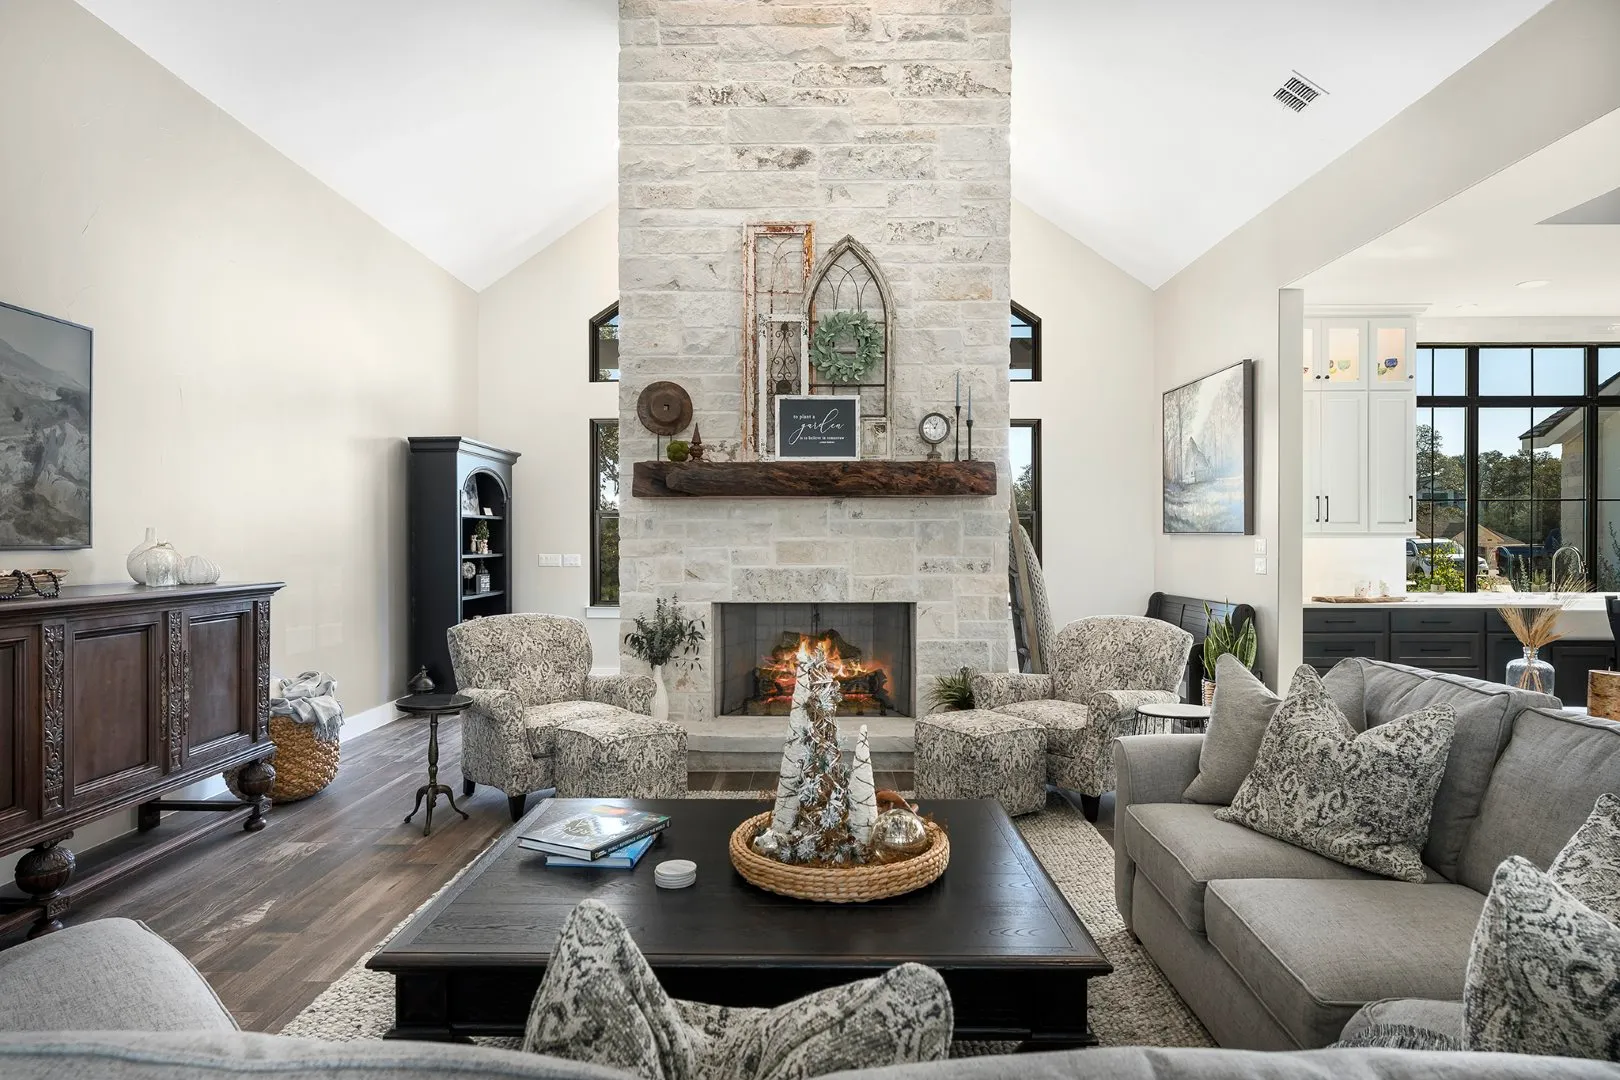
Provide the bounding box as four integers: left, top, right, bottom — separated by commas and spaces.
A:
1306, 592, 1617, 639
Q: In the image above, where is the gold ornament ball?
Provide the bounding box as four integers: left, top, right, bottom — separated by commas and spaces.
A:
869, 808, 930, 863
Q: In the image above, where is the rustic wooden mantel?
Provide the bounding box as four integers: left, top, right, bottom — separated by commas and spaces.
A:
631, 460, 997, 499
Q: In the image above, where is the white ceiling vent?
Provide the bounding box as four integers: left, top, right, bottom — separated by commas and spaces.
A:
1274, 72, 1328, 113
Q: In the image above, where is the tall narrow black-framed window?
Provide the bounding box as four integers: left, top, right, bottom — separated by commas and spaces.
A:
590, 419, 620, 605
1011, 419, 1041, 558
1010, 301, 1040, 381
590, 302, 620, 382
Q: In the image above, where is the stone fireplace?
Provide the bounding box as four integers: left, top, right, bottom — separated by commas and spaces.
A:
617, 0, 1012, 728
714, 602, 916, 718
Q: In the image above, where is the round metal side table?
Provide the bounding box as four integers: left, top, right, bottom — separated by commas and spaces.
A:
395, 692, 472, 836
1132, 702, 1212, 736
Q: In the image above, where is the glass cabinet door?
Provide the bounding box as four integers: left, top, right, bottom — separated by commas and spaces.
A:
1371, 322, 1413, 388
1303, 322, 1317, 388
1323, 322, 1364, 386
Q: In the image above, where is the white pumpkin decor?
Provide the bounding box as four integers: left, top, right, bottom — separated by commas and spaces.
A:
132, 542, 181, 587
178, 554, 221, 585
126, 527, 159, 583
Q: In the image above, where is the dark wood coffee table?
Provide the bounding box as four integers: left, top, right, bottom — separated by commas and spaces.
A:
369, 798, 1111, 1049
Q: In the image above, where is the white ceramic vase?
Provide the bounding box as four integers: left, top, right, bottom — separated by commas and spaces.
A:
650, 664, 670, 722
126, 527, 158, 583
178, 554, 221, 585
133, 542, 181, 587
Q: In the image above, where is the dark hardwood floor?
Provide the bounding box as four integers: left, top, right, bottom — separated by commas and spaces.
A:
0, 718, 911, 1032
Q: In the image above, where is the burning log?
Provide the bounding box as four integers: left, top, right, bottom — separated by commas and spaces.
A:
747, 629, 898, 716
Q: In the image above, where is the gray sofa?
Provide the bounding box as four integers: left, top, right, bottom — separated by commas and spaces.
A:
0, 903, 1614, 1078
1114, 656, 1620, 1052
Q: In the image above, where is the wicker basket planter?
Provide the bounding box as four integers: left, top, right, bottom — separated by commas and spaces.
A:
727, 811, 949, 903
227, 715, 340, 804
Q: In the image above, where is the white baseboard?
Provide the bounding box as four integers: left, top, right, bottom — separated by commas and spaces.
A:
341, 701, 398, 742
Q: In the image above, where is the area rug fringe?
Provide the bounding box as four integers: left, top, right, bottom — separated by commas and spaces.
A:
279, 791, 1212, 1050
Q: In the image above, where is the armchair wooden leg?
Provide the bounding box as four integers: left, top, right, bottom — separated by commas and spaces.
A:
508, 794, 528, 822
1079, 794, 1101, 822
463, 779, 475, 797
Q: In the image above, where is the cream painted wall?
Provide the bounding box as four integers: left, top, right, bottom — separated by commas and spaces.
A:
1419, 316, 1620, 342
1154, 0, 1620, 687
0, 0, 478, 864
477, 206, 621, 665
1010, 203, 1157, 624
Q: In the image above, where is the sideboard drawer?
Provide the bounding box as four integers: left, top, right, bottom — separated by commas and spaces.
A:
1304, 633, 1385, 670
1304, 609, 1389, 634
1391, 609, 1484, 633
1390, 633, 1481, 665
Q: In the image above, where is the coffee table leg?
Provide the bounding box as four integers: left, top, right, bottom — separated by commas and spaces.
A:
1017, 980, 1097, 1051
384, 972, 474, 1043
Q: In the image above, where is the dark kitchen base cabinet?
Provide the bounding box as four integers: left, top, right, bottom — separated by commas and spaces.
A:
0, 583, 282, 941
1304, 606, 1614, 707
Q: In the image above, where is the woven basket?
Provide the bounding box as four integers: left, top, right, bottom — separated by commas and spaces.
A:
227, 715, 340, 804
728, 812, 949, 903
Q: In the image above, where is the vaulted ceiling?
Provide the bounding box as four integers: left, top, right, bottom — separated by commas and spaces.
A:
76, 0, 1551, 290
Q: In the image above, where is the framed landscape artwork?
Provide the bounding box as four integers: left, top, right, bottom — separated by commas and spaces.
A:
1162, 358, 1254, 535
0, 301, 92, 548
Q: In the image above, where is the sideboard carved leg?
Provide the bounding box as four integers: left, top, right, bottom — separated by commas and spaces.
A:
136, 800, 162, 833
15, 839, 75, 939
236, 758, 276, 832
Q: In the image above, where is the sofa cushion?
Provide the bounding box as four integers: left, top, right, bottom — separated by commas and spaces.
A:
1205, 878, 1483, 1049
1457, 708, 1620, 894
1465, 855, 1620, 1060
520, 702, 629, 757
1360, 662, 1556, 882
1216, 666, 1455, 883
0, 919, 236, 1033
1339, 997, 1464, 1045
1126, 803, 1381, 935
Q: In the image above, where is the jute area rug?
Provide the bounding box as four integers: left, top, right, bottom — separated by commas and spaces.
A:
279, 791, 1213, 1051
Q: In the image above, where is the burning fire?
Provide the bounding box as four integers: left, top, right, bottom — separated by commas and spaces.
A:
761, 633, 882, 705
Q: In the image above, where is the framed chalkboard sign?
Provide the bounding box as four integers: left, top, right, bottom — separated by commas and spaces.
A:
775, 395, 861, 460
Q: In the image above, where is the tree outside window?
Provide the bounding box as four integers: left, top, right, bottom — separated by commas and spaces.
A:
591, 420, 619, 604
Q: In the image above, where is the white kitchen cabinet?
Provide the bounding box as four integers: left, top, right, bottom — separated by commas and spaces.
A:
1368, 320, 1416, 390
1318, 393, 1368, 531
1368, 393, 1417, 534
1303, 316, 1415, 391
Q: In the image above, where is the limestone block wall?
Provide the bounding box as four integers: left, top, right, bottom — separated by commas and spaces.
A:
618, 0, 1012, 724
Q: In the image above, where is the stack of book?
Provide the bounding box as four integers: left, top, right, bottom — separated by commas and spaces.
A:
517, 804, 670, 869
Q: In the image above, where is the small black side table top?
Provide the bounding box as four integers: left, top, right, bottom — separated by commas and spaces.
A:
394, 693, 473, 837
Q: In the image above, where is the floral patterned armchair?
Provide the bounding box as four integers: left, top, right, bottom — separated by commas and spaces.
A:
971, 615, 1193, 810
447, 613, 656, 821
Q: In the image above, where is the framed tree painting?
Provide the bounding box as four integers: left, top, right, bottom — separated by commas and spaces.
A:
1162, 358, 1254, 535
0, 301, 92, 548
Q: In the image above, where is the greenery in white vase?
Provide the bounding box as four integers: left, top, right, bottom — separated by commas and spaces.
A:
624, 595, 705, 670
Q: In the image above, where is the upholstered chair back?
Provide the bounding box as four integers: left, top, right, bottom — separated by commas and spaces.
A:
447, 613, 593, 705
1051, 615, 1193, 703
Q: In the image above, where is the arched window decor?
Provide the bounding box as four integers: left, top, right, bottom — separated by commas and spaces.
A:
807, 235, 894, 459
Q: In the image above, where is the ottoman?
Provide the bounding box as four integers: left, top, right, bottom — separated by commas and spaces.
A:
554, 713, 688, 798
913, 710, 1045, 816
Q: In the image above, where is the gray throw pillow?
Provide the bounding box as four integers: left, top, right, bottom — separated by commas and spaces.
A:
1183, 653, 1279, 805
523, 899, 952, 1080
1215, 666, 1456, 883
1465, 856, 1620, 1060
1548, 793, 1620, 924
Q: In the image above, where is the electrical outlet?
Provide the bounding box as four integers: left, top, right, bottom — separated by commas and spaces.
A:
1254, 557, 1267, 575
537, 553, 562, 567
562, 554, 582, 567
1253, 538, 1267, 555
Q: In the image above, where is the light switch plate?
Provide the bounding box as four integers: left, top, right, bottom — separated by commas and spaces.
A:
537, 553, 563, 567
1253, 538, 1267, 555
562, 554, 582, 567
1254, 557, 1267, 575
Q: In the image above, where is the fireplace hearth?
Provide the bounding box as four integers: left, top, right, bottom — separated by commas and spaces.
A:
715, 603, 915, 718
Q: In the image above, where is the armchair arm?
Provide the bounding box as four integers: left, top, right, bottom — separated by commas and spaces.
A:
459, 687, 524, 729
585, 673, 656, 716
1081, 688, 1180, 732
970, 672, 1053, 710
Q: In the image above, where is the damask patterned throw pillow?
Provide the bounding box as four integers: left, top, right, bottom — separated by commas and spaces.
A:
523, 899, 953, 1080
1465, 856, 1620, 1059
1548, 793, 1620, 924
1215, 665, 1455, 883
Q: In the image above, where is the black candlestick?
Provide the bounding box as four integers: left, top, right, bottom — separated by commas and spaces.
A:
953, 405, 961, 461
966, 418, 974, 461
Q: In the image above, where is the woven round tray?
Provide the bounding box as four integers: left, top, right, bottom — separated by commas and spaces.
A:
226, 715, 340, 804
728, 811, 949, 903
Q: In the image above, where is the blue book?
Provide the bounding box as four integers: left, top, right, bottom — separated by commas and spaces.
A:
541, 833, 657, 869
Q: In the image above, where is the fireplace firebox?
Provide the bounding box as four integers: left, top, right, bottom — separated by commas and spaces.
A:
715, 603, 915, 718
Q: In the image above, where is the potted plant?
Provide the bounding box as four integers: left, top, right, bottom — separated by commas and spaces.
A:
1202, 604, 1257, 706
624, 595, 705, 722
925, 667, 976, 713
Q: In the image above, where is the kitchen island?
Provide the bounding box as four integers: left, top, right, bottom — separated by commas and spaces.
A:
1304, 592, 1616, 707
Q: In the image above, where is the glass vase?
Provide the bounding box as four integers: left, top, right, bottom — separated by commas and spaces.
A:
1506, 646, 1555, 696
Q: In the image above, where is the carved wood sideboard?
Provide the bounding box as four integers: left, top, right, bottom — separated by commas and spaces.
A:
0, 582, 282, 939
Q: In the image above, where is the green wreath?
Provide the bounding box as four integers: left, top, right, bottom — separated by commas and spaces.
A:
810, 310, 884, 385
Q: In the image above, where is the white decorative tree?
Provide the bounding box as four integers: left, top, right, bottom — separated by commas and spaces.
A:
848, 725, 877, 850
767, 646, 816, 837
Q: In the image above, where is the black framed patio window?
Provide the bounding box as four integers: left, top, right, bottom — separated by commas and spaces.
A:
1416, 343, 1620, 591
1010, 302, 1040, 381
590, 302, 620, 382
1011, 419, 1041, 558
590, 419, 620, 605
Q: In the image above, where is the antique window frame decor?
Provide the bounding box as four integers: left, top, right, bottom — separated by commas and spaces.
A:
0, 300, 92, 549
1162, 358, 1255, 535
775, 395, 861, 462
742, 223, 814, 459
589, 301, 620, 382
807, 235, 894, 461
